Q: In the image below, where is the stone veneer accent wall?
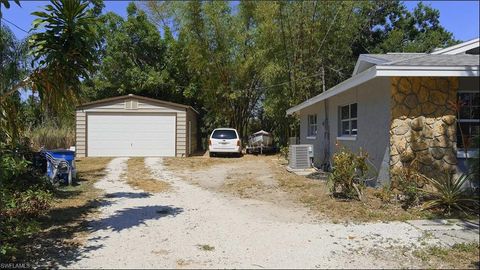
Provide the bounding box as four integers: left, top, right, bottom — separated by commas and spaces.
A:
390, 77, 458, 178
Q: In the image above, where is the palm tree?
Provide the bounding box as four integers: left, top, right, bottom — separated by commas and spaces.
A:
0, 0, 100, 142
0, 24, 27, 142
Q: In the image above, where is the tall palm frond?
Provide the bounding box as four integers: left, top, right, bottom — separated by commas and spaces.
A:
29, 0, 100, 111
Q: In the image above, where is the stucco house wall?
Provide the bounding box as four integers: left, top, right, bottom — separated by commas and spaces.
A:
299, 77, 391, 176
299, 101, 326, 165
298, 75, 476, 184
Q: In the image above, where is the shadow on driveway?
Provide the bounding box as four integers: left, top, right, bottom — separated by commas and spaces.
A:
104, 192, 152, 199
28, 199, 183, 268
89, 205, 184, 232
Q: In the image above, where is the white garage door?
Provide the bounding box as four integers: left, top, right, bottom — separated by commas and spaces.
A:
87, 113, 176, 157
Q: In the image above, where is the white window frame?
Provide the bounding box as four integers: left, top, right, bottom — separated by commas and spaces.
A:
307, 114, 318, 139
338, 103, 358, 139
457, 90, 479, 158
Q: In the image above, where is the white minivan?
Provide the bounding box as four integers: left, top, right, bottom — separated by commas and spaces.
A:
208, 128, 242, 157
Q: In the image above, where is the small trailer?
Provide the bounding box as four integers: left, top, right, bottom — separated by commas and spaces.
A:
245, 130, 276, 154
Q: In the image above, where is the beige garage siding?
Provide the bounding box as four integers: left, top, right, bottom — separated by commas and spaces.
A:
76, 110, 87, 157
176, 110, 187, 156
186, 108, 198, 155
75, 95, 198, 158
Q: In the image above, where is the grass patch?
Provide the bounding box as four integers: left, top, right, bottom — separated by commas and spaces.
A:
270, 156, 433, 222
52, 158, 112, 211
126, 158, 170, 193
197, 244, 215, 251
413, 243, 480, 269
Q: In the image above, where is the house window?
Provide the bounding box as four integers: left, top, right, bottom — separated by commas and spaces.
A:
339, 103, 357, 136
457, 92, 480, 149
307, 114, 317, 137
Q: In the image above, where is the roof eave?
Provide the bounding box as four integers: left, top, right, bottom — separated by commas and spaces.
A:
431, 38, 480, 55
376, 65, 480, 77
286, 66, 378, 115
286, 65, 479, 115
77, 94, 199, 114
352, 55, 387, 75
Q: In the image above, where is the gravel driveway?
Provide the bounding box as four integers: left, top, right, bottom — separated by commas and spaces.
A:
65, 157, 478, 269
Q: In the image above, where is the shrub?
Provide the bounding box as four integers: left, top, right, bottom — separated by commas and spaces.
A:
374, 184, 394, 203
420, 172, 479, 216
0, 141, 52, 261
328, 148, 368, 200
0, 188, 52, 259
391, 164, 426, 209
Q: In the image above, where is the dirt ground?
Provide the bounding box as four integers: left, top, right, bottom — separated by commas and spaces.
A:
165, 155, 295, 203
164, 154, 432, 222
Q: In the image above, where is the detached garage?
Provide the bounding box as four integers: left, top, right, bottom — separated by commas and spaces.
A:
75, 94, 198, 157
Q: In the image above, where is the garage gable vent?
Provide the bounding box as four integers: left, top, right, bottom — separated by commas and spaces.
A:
125, 100, 138, 110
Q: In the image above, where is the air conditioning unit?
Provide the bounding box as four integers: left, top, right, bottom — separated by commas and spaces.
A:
288, 144, 314, 169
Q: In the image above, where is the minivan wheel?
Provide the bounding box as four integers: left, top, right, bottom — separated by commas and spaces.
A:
209, 152, 215, 158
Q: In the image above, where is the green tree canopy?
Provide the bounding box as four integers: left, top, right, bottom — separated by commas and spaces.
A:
82, 3, 192, 105
110, 1, 458, 143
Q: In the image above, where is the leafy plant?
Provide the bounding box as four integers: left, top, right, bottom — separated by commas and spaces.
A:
0, 187, 52, 259
420, 172, 479, 216
328, 148, 368, 200
279, 146, 289, 160
374, 184, 394, 203
0, 141, 53, 261
391, 164, 426, 209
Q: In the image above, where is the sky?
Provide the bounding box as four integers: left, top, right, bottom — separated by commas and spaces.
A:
2, 1, 479, 41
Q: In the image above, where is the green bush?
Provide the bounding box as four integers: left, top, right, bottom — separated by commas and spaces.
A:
0, 188, 52, 258
420, 172, 479, 216
328, 148, 368, 200
391, 164, 426, 209
0, 141, 52, 261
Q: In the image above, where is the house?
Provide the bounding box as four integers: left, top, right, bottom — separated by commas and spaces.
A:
75, 94, 198, 157
287, 38, 479, 184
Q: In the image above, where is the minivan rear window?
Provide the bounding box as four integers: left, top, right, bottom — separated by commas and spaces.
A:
211, 130, 238, 139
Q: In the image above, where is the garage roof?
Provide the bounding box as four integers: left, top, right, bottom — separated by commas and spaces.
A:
77, 94, 198, 113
